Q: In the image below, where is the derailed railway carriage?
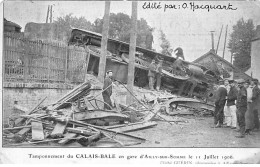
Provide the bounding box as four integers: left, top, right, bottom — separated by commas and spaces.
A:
68, 28, 220, 101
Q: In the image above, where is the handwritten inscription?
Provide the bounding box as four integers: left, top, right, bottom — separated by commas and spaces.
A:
142, 2, 237, 12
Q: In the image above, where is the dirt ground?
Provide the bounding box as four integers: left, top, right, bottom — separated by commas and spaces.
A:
3, 115, 260, 148
128, 116, 260, 148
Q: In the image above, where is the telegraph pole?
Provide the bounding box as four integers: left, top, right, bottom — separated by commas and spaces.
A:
46, 5, 50, 23
98, 1, 111, 83
216, 25, 223, 54
126, 1, 138, 105
210, 31, 215, 51
223, 25, 228, 58
49, 5, 53, 23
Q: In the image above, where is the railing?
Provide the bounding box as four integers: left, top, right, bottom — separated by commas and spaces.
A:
4, 32, 88, 84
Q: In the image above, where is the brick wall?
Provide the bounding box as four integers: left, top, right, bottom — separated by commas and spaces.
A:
3, 84, 73, 124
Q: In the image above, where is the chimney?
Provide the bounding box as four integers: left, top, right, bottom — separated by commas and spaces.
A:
210, 31, 215, 52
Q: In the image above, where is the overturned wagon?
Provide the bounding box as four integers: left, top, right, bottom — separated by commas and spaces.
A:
68, 28, 219, 101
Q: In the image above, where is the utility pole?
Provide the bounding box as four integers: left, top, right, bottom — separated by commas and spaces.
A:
210, 31, 215, 51
98, 1, 111, 83
216, 25, 223, 54
46, 5, 50, 23
231, 41, 234, 64
49, 5, 53, 23
126, 1, 138, 105
223, 25, 228, 58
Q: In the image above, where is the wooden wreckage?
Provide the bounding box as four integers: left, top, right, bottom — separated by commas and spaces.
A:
3, 29, 218, 147
68, 28, 220, 100
4, 78, 215, 147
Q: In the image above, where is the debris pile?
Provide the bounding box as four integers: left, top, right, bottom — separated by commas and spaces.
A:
3, 76, 215, 147
3, 80, 159, 147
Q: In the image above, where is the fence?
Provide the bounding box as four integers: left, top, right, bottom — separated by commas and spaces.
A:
4, 32, 88, 84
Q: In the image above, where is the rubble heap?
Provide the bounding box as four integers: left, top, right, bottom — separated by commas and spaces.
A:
3, 75, 215, 147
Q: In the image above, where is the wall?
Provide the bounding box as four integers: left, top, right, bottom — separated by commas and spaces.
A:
3, 83, 73, 124
251, 26, 260, 81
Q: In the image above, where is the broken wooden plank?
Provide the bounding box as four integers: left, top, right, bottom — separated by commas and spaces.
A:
107, 121, 157, 133
73, 110, 130, 122
142, 104, 162, 122
114, 101, 121, 113
4, 125, 31, 131
50, 121, 68, 138
7, 137, 78, 146
87, 119, 109, 126
19, 114, 48, 119
50, 82, 91, 110
50, 108, 73, 138
13, 118, 34, 143
66, 127, 97, 136
13, 127, 31, 143
68, 119, 146, 144
76, 132, 102, 146
58, 132, 78, 145
100, 131, 124, 146
15, 97, 47, 126
31, 121, 44, 141
167, 109, 194, 116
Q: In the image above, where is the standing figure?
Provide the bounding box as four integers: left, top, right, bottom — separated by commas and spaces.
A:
214, 81, 227, 128
174, 47, 185, 60
235, 79, 247, 138
148, 59, 157, 90
251, 79, 260, 131
223, 79, 231, 127
145, 28, 154, 50
226, 80, 238, 129
102, 70, 113, 110
245, 79, 254, 135
155, 60, 163, 91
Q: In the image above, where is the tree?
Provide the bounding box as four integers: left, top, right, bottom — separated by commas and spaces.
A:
159, 29, 172, 56
93, 13, 153, 49
53, 14, 93, 42
228, 18, 256, 71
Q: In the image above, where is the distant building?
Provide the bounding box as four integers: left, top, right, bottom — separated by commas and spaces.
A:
193, 49, 251, 81
24, 22, 67, 42
4, 18, 21, 33
250, 25, 260, 81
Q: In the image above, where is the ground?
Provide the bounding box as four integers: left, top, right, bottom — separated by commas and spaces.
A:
128, 116, 260, 148
3, 115, 260, 148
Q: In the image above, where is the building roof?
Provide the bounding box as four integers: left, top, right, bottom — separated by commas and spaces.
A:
4, 18, 22, 29
193, 49, 237, 69
193, 49, 252, 79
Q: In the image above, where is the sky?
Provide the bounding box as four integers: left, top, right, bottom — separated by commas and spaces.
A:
4, 1, 260, 62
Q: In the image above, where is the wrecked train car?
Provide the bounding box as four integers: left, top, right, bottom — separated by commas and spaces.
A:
68, 28, 219, 100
